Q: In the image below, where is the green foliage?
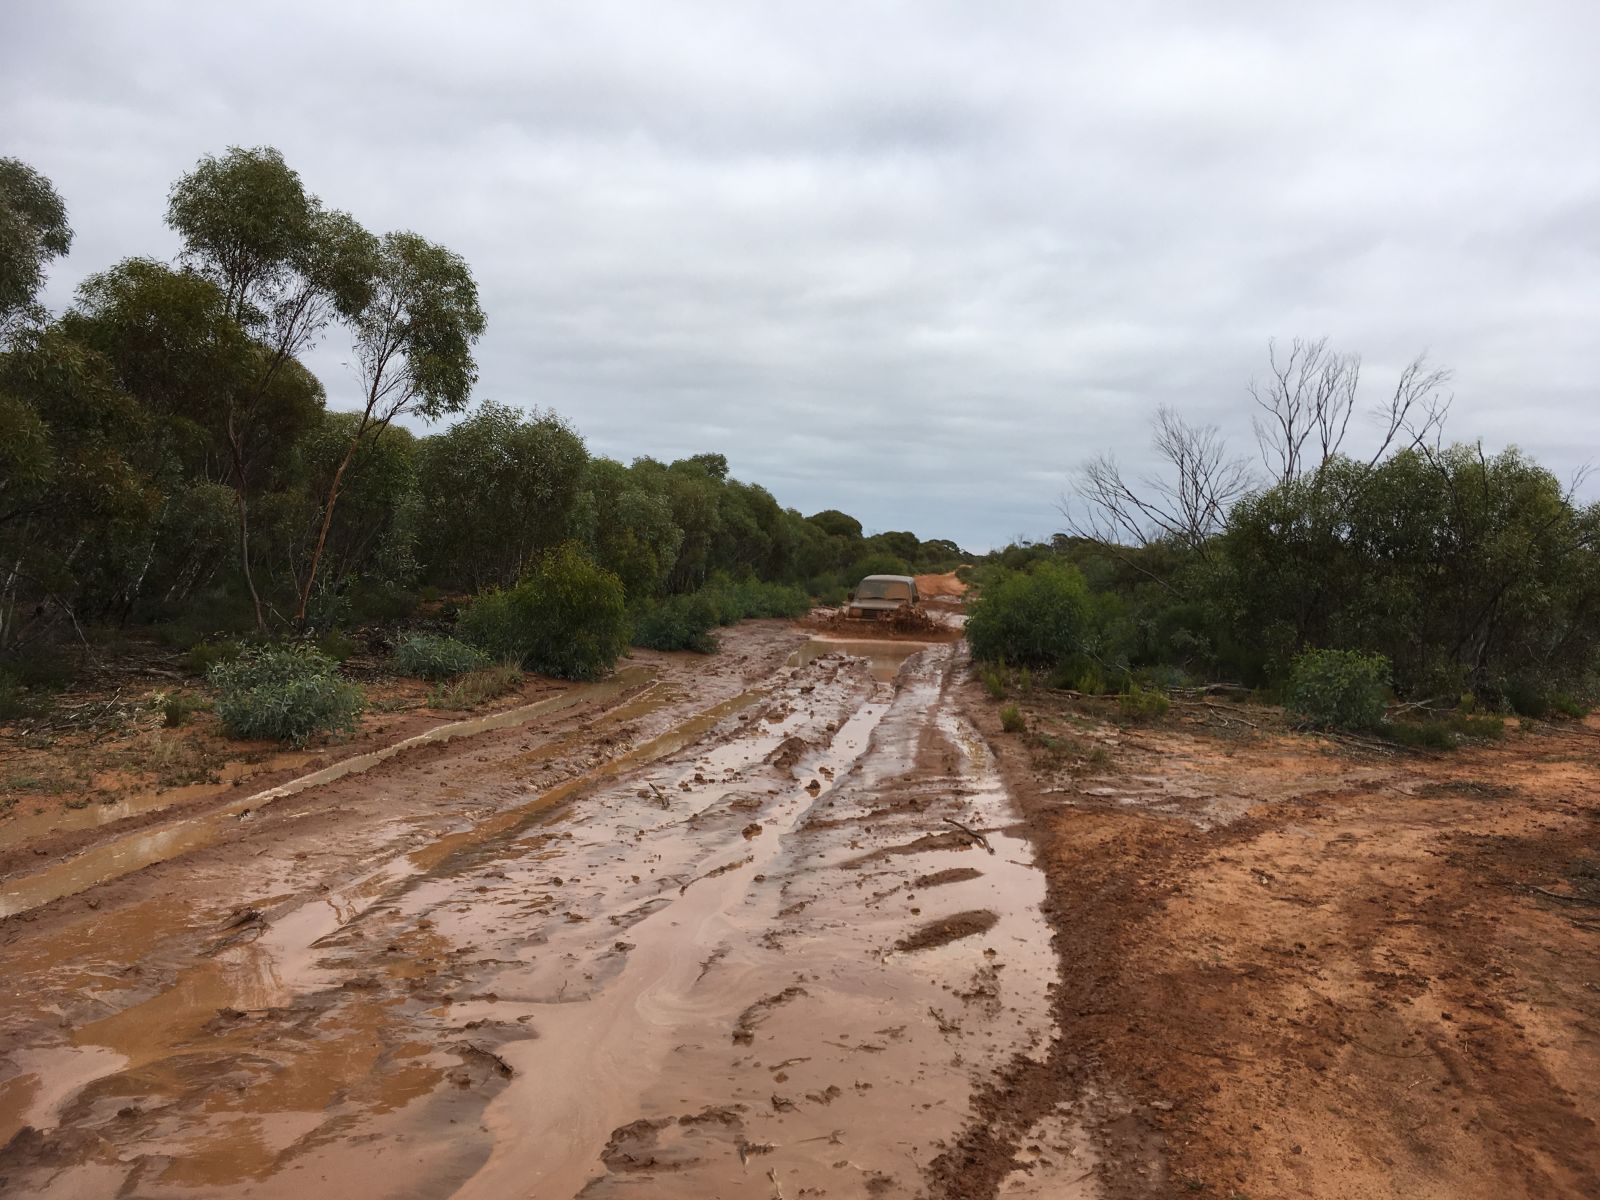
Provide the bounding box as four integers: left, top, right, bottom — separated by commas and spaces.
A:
966, 562, 1093, 668
1384, 713, 1506, 750
459, 543, 629, 681
181, 639, 242, 676
161, 691, 207, 728
428, 662, 524, 709
999, 703, 1026, 733
208, 645, 365, 746
1117, 682, 1170, 722
315, 629, 361, 662
393, 634, 488, 679
632, 592, 721, 653
0, 670, 40, 720
980, 663, 1007, 699
0, 157, 73, 332
1284, 649, 1389, 731
416, 402, 587, 590
632, 576, 810, 654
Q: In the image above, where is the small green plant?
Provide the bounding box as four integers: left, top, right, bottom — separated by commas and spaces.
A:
1285, 648, 1389, 731
1018, 666, 1033, 694
1118, 682, 1170, 722
393, 634, 487, 679
161, 691, 207, 728
181, 639, 242, 677
999, 703, 1026, 733
209, 645, 365, 746
315, 629, 362, 663
1073, 664, 1107, 695
429, 662, 524, 709
980, 662, 1007, 699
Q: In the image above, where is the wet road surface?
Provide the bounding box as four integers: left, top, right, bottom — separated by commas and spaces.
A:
0, 638, 1086, 1198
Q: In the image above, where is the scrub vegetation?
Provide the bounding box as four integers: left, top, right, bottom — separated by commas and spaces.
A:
0, 149, 964, 738
969, 338, 1600, 737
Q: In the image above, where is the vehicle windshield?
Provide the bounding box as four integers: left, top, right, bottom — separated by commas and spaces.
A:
856, 578, 912, 601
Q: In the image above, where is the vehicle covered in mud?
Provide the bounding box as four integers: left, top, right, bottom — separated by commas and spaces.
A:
846, 573, 920, 619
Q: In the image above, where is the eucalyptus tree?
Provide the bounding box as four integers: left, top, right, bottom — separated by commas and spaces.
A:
167, 146, 375, 627
294, 231, 484, 626
0, 157, 72, 339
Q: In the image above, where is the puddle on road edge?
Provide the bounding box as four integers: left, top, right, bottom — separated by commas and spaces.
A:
0, 667, 655, 920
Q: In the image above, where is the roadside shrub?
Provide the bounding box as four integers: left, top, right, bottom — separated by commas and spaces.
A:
315, 629, 362, 663
1384, 713, 1506, 750
700, 575, 811, 625
633, 592, 721, 653
181, 638, 242, 677
980, 662, 1007, 699
161, 691, 207, 727
999, 703, 1026, 733
1118, 682, 1170, 722
1284, 649, 1389, 731
429, 662, 524, 709
0, 671, 39, 721
393, 634, 487, 680
966, 562, 1092, 668
459, 542, 629, 681
209, 645, 365, 746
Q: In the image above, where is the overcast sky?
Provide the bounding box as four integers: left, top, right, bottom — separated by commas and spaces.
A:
7, 2, 1599, 550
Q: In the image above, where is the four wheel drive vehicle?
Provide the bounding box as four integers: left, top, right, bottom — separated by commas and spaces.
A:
846, 574, 920, 619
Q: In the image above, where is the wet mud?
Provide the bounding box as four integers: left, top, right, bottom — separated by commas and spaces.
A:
0, 629, 1081, 1198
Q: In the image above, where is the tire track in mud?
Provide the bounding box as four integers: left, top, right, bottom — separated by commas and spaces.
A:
0, 640, 1085, 1199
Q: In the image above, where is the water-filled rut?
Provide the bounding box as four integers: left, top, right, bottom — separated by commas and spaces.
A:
0, 639, 1079, 1198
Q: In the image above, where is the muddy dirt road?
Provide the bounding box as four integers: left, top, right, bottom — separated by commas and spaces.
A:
0, 626, 1086, 1198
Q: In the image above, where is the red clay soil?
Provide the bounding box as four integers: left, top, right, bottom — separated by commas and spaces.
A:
956, 683, 1600, 1199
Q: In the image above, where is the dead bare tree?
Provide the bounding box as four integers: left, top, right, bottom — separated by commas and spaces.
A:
1068, 406, 1252, 561
1250, 337, 1452, 484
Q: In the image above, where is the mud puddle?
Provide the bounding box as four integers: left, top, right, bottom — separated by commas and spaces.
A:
0, 668, 655, 919
0, 639, 1080, 1198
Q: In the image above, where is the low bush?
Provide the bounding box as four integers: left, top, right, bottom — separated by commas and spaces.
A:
979, 662, 1007, 699
1118, 682, 1170, 722
966, 562, 1092, 668
161, 691, 207, 727
1384, 713, 1506, 749
1284, 648, 1389, 731
999, 703, 1026, 733
209, 645, 365, 746
429, 662, 524, 709
633, 592, 721, 653
459, 543, 630, 681
181, 638, 242, 677
315, 629, 362, 663
393, 634, 487, 679
0, 671, 39, 721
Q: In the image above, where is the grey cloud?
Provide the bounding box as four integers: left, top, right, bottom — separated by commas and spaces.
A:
5, 0, 1599, 550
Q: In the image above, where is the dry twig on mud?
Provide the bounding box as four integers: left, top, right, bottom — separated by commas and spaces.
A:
941, 817, 995, 854
648, 782, 670, 809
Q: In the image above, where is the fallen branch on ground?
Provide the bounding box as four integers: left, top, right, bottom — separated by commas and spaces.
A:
941, 817, 994, 854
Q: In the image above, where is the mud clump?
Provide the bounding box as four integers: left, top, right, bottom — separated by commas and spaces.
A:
731, 985, 808, 1044
893, 909, 999, 953
768, 734, 814, 771
912, 867, 983, 889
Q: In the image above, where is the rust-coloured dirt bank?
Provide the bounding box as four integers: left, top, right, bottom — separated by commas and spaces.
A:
963, 682, 1600, 1199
